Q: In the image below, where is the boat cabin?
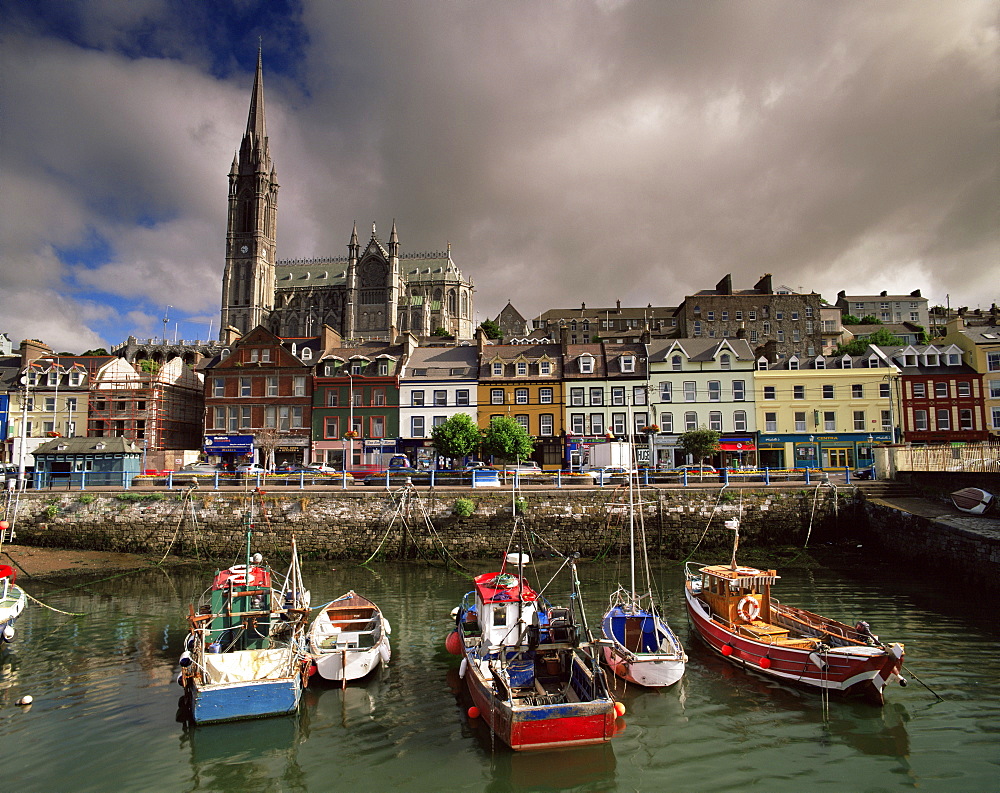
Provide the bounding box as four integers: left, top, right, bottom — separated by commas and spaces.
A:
696, 564, 778, 626
472, 571, 541, 650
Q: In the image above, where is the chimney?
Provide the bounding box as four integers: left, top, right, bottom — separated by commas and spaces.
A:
320, 323, 343, 352
475, 326, 488, 353
20, 338, 52, 367
910, 289, 922, 297
716, 274, 733, 295
754, 274, 773, 295
736, 323, 747, 339
616, 299, 621, 313
221, 325, 242, 346
837, 290, 846, 303
581, 302, 586, 310
560, 325, 570, 354
880, 290, 888, 297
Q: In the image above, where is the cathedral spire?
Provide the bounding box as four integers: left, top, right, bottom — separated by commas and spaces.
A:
246, 46, 267, 144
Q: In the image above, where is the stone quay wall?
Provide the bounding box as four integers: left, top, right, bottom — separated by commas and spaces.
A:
7, 486, 858, 562
861, 497, 1000, 591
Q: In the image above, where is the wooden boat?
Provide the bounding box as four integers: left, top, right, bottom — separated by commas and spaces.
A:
684, 519, 905, 706
600, 471, 686, 687
951, 487, 994, 515
180, 501, 311, 724
308, 591, 391, 685
0, 564, 26, 644
447, 549, 619, 751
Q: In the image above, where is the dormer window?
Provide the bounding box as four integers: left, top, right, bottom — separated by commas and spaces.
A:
539, 360, 551, 375
47, 372, 59, 386
620, 355, 635, 373
290, 343, 297, 356
788, 356, 799, 370
924, 353, 938, 366
947, 353, 960, 365
492, 362, 503, 376
757, 357, 769, 371
868, 355, 879, 368
842, 355, 853, 369
720, 354, 731, 370
68, 371, 85, 387
672, 355, 683, 371
815, 356, 826, 369
579, 355, 594, 374
300, 347, 312, 361
904, 354, 917, 366
516, 361, 527, 376
351, 361, 363, 375
220, 348, 231, 360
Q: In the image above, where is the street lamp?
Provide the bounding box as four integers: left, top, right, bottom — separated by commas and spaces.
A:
343, 371, 354, 474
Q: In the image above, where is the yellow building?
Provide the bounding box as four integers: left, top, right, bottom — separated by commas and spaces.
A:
754, 349, 899, 469
943, 317, 1000, 437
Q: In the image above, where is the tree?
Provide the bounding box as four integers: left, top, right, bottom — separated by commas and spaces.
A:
82, 348, 109, 356
678, 428, 720, 472
482, 416, 534, 462
841, 314, 862, 325
431, 413, 483, 460
432, 327, 451, 337
479, 319, 503, 340
833, 327, 903, 356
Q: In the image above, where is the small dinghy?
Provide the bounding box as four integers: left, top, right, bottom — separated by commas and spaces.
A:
950, 487, 994, 515
308, 591, 391, 685
0, 565, 26, 644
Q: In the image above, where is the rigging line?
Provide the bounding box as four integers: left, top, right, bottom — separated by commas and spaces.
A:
21, 589, 85, 616
157, 485, 199, 565
901, 663, 945, 701
362, 485, 409, 565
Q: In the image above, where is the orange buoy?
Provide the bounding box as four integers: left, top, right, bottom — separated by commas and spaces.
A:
760, 656, 772, 669
0, 521, 8, 529
445, 630, 463, 655
721, 644, 734, 657
467, 706, 480, 719
614, 701, 626, 718
307, 663, 318, 677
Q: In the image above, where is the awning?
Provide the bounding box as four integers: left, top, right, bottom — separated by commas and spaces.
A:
720, 441, 756, 451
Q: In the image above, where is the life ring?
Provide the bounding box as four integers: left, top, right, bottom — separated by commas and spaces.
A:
737, 596, 760, 622
228, 564, 249, 585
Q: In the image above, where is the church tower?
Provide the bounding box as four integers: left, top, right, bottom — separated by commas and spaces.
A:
220, 49, 278, 338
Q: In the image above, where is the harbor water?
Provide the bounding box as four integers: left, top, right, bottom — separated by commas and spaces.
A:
1, 548, 997, 792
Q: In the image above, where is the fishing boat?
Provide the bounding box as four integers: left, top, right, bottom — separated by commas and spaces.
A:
0, 564, 26, 644
950, 487, 994, 515
180, 499, 311, 724
600, 471, 686, 687
308, 591, 391, 685
446, 545, 620, 751
684, 519, 905, 706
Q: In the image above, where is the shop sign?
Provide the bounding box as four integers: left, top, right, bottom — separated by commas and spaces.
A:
204, 434, 254, 453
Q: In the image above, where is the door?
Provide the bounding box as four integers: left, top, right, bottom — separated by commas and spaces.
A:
826, 448, 851, 467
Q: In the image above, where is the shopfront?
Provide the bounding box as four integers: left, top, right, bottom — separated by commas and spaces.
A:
203, 434, 255, 469
756, 432, 891, 469
718, 436, 756, 469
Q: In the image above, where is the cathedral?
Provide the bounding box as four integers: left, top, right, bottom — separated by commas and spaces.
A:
220, 53, 475, 342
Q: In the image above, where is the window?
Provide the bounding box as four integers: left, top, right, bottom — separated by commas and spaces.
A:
540, 361, 551, 375
795, 411, 806, 431
672, 355, 683, 371
822, 384, 834, 399
732, 410, 746, 431
351, 415, 363, 436
992, 407, 1000, 430
660, 412, 673, 432
267, 376, 278, 397
948, 353, 960, 366
612, 387, 625, 406
370, 416, 385, 438
213, 407, 225, 429
41, 420, 55, 435
300, 348, 312, 362
854, 410, 865, 430
776, 331, 784, 343
659, 382, 672, 402
824, 411, 836, 431
935, 382, 948, 398
693, 321, 702, 337
708, 381, 721, 402
515, 388, 529, 405
456, 389, 470, 406
492, 362, 503, 376
240, 377, 251, 397
213, 378, 225, 397
411, 416, 425, 437
571, 414, 585, 434
378, 360, 389, 376
411, 390, 425, 406
709, 411, 722, 431
720, 354, 731, 370
789, 357, 799, 370
960, 409, 973, 430
240, 406, 252, 429
882, 410, 892, 430
584, 387, 600, 406
69, 371, 84, 387
990, 380, 1000, 399
762, 321, 771, 335
775, 310, 784, 321
517, 362, 527, 376
733, 380, 745, 401
590, 413, 605, 434
632, 412, 648, 434
683, 382, 697, 402
44, 397, 56, 412
914, 409, 928, 430
324, 416, 340, 438
294, 376, 306, 397
539, 414, 554, 436
757, 357, 767, 370
912, 382, 926, 398
684, 412, 698, 431
937, 409, 951, 430
765, 412, 777, 432
706, 311, 715, 321
372, 388, 386, 407
621, 356, 635, 373
352, 387, 363, 407
735, 310, 743, 320
852, 384, 864, 399
611, 413, 627, 434
763, 386, 776, 400
228, 407, 238, 432
570, 387, 585, 406
957, 382, 971, 397
539, 387, 553, 404
880, 383, 891, 399
794, 385, 805, 400
815, 357, 826, 369
351, 361, 364, 375
633, 386, 647, 406
491, 389, 505, 405
433, 390, 447, 406
579, 355, 594, 374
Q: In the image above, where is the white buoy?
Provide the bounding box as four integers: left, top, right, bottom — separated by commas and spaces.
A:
2, 625, 14, 642
179, 651, 193, 667
17, 695, 33, 706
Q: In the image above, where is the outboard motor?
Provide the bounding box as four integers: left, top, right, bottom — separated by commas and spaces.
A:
856, 620, 879, 645
547, 607, 573, 643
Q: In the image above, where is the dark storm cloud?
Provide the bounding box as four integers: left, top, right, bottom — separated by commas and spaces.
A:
0, 0, 995, 350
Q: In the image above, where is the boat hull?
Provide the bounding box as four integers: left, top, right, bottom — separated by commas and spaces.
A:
0, 586, 26, 636
463, 653, 616, 751
313, 642, 389, 682
951, 487, 994, 515
187, 676, 302, 724
600, 607, 685, 688
308, 592, 391, 683
601, 646, 685, 688
684, 584, 903, 705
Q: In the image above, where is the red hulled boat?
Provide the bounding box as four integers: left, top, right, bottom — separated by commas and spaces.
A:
684, 520, 905, 706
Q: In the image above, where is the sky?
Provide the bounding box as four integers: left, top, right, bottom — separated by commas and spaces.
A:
1, 0, 997, 353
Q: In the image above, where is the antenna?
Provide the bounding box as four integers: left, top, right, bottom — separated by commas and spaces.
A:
162, 305, 172, 344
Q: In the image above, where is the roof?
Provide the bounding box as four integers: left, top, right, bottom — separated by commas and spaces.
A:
33, 437, 141, 456
647, 338, 755, 363
402, 345, 479, 379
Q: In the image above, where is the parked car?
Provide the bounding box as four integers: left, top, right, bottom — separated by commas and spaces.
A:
583, 466, 633, 482
673, 464, 717, 475
305, 463, 340, 473
853, 464, 876, 480
179, 462, 222, 474
363, 467, 421, 486
493, 462, 543, 474
236, 464, 267, 474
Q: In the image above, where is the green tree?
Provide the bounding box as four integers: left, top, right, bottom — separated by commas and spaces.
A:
678, 428, 720, 472
833, 327, 903, 356
430, 413, 483, 460
479, 319, 503, 340
482, 416, 534, 462
859, 314, 880, 324
82, 348, 109, 356
432, 327, 451, 337
841, 314, 861, 325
